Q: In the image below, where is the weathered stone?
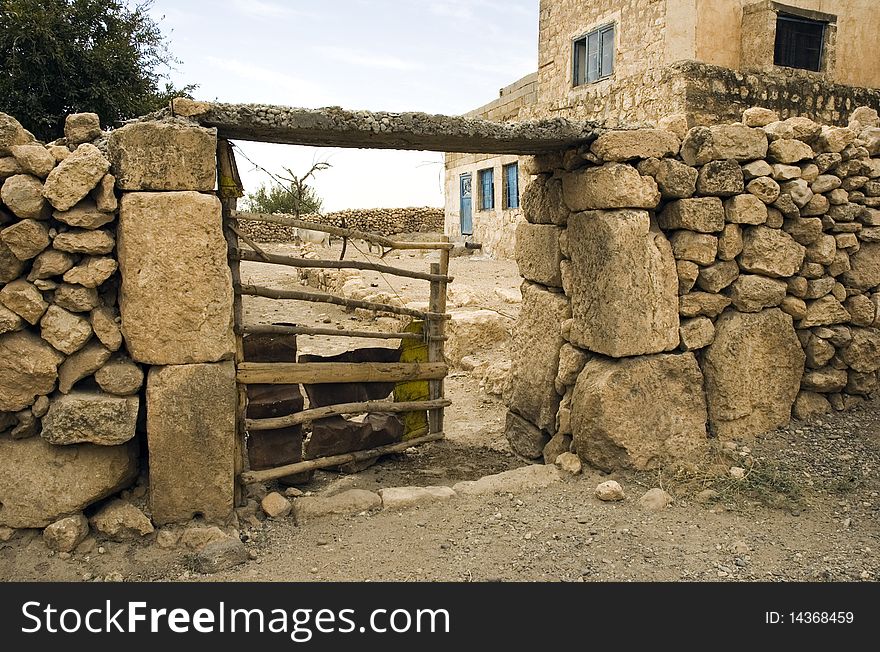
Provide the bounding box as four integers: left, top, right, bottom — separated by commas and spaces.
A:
53, 199, 115, 229
54, 283, 100, 312
1, 219, 49, 260
768, 139, 814, 164
0, 436, 137, 528
676, 260, 699, 294
90, 500, 154, 541
802, 368, 848, 392
799, 296, 851, 328
28, 249, 75, 280
679, 292, 731, 318
841, 328, 880, 373
743, 107, 779, 128
514, 222, 563, 287
118, 192, 234, 365
0, 112, 35, 155
841, 243, 880, 290
0, 304, 23, 334
561, 164, 660, 211
771, 164, 801, 181
746, 176, 781, 204
0, 279, 47, 324
639, 488, 673, 511
804, 234, 836, 265
0, 331, 63, 412
521, 175, 568, 225
697, 260, 739, 292
64, 113, 102, 145
670, 231, 717, 266
505, 410, 550, 459
780, 179, 814, 208
571, 353, 707, 471
10, 144, 55, 179
0, 239, 25, 282
446, 309, 510, 367
42, 144, 110, 211
800, 194, 830, 217
728, 275, 787, 312
452, 465, 560, 496
554, 451, 582, 475
741, 159, 774, 180
590, 129, 680, 161
567, 210, 678, 357
638, 157, 697, 198
543, 432, 572, 464
696, 159, 744, 196
31, 395, 49, 418
47, 145, 70, 163
94, 357, 143, 396
508, 282, 569, 431
261, 492, 292, 518
724, 194, 768, 225
702, 309, 804, 438
772, 193, 800, 219
811, 174, 842, 194
91, 174, 118, 213
43, 514, 90, 552
41, 390, 137, 446
817, 126, 857, 153
679, 316, 715, 351
845, 294, 875, 326
192, 538, 249, 574
62, 256, 117, 288
717, 223, 743, 260
379, 486, 456, 510
780, 295, 808, 320
90, 306, 123, 352
792, 391, 831, 419
292, 489, 381, 523
681, 124, 768, 165
805, 335, 835, 368
52, 228, 114, 255
109, 121, 217, 191
765, 207, 784, 228
782, 217, 823, 245
178, 525, 228, 551
657, 197, 724, 232
800, 262, 825, 279
595, 480, 626, 501
556, 343, 588, 387
1, 174, 50, 219
0, 157, 23, 179
738, 226, 806, 278
58, 340, 111, 393
147, 362, 237, 525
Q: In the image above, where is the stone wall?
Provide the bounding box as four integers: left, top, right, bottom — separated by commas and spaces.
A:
239, 207, 443, 242
508, 105, 880, 472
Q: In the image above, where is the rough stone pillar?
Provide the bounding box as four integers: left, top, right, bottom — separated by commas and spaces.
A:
109, 121, 237, 525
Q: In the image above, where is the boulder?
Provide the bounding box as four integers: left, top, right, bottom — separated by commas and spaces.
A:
782, 217, 823, 245
108, 121, 217, 191
702, 309, 804, 438
514, 222, 563, 287
0, 331, 62, 412
54, 283, 100, 312
64, 113, 102, 145
53, 199, 115, 229
746, 176, 781, 204
841, 242, 880, 290
42, 514, 90, 552
561, 163, 660, 211
717, 224, 743, 260
590, 129, 680, 161
42, 143, 110, 211
792, 391, 832, 419
638, 157, 697, 199
41, 390, 138, 446
738, 226, 805, 278
697, 260, 739, 292
507, 282, 569, 431
724, 194, 768, 225
680, 124, 768, 165
670, 231, 717, 265
90, 306, 123, 352
727, 275, 787, 312
505, 410, 550, 459
801, 368, 848, 393
57, 340, 112, 393
742, 159, 774, 179
657, 197, 724, 232
798, 296, 851, 328
571, 353, 708, 471
743, 107, 779, 127
118, 192, 235, 365
291, 489, 381, 523
679, 292, 731, 318
0, 279, 47, 324
0, 436, 137, 528
841, 328, 880, 373
452, 465, 560, 496
90, 500, 154, 540
567, 210, 678, 357
768, 139, 814, 164
0, 112, 35, 155
1, 219, 49, 260
1, 174, 50, 219
521, 176, 568, 225
696, 159, 744, 197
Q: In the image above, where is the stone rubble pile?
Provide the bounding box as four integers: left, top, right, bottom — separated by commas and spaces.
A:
510, 106, 880, 471
238, 207, 444, 242
0, 111, 146, 528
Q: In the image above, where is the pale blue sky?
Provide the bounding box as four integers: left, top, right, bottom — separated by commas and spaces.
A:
149, 0, 538, 210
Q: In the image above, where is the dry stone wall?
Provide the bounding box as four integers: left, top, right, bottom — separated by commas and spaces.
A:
239, 207, 444, 242
510, 105, 880, 471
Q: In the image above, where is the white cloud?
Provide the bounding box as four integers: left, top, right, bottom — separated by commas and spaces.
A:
228, 0, 315, 19
203, 56, 333, 107
316, 46, 425, 71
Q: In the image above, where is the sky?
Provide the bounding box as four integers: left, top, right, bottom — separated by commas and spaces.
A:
147, 0, 539, 211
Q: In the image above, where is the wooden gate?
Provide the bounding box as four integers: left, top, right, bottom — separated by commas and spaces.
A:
217, 141, 452, 492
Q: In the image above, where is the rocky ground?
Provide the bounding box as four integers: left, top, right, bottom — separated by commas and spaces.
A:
1, 242, 878, 582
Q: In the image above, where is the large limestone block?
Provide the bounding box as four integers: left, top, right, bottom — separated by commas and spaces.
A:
738, 225, 806, 278
118, 192, 235, 364
702, 309, 804, 439
514, 222, 563, 287
507, 282, 570, 432
42, 144, 110, 211
0, 436, 137, 528
567, 210, 679, 357
681, 124, 768, 166
0, 330, 63, 412
590, 129, 680, 162
561, 164, 660, 211
571, 353, 708, 471
445, 309, 511, 367
521, 176, 568, 225
1, 174, 50, 219
41, 391, 139, 446
841, 242, 880, 291
109, 121, 217, 191
147, 362, 237, 525
658, 197, 724, 233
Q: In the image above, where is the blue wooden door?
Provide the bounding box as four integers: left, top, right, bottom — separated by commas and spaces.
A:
459, 173, 473, 235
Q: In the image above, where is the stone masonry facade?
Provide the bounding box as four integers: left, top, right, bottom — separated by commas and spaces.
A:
508, 106, 880, 471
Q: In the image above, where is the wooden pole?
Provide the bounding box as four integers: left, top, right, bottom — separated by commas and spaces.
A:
428, 236, 450, 434
240, 430, 442, 484
238, 283, 448, 321
232, 210, 454, 251
235, 249, 453, 283
242, 323, 437, 341
237, 361, 448, 385
246, 398, 451, 431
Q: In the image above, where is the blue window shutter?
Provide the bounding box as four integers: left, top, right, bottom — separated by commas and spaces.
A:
505, 163, 519, 209
573, 37, 587, 86
587, 30, 600, 83
479, 169, 494, 210
600, 26, 614, 78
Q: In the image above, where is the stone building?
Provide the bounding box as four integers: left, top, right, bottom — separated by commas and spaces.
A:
445, 0, 880, 257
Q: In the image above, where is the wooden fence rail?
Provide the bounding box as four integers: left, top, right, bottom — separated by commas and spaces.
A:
246, 398, 452, 431
237, 361, 448, 385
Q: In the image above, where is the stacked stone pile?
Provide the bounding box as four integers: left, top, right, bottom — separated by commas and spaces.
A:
0, 111, 143, 528
239, 207, 443, 242
509, 106, 880, 471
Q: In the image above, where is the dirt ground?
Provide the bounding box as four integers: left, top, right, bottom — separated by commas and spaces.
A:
2, 240, 879, 582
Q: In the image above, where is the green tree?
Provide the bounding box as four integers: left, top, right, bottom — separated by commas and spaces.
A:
0, 0, 195, 140
244, 163, 328, 216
